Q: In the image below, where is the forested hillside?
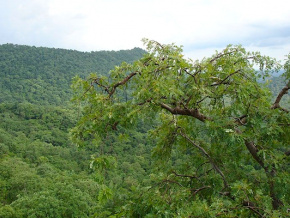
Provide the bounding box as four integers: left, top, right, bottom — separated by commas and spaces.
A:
0, 44, 145, 105
0, 44, 150, 217
0, 42, 289, 217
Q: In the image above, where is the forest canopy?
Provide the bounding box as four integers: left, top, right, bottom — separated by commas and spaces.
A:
0, 44, 146, 217
0, 43, 145, 105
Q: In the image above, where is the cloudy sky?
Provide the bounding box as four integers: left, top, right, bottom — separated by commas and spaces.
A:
1, 0, 290, 61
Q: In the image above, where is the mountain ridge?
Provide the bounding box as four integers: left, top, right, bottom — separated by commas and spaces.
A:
0, 43, 145, 105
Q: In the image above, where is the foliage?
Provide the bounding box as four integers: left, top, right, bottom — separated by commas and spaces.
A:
0, 40, 289, 217
0, 44, 149, 217
72, 39, 290, 217
0, 43, 145, 105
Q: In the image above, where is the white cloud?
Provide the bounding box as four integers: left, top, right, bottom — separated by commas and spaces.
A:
0, 0, 289, 60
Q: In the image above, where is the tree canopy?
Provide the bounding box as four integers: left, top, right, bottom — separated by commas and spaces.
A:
0, 43, 145, 105
0, 44, 146, 217
72, 39, 290, 217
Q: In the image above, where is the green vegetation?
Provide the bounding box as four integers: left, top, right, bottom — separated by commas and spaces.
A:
0, 103, 99, 217
0, 43, 145, 105
0, 44, 147, 217
0, 41, 289, 217
73, 40, 290, 217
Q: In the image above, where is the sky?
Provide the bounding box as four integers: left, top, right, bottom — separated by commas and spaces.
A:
1, 0, 290, 61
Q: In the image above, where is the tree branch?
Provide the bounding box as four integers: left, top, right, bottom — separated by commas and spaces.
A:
93, 78, 110, 94
242, 201, 265, 218
171, 171, 198, 180
196, 95, 209, 105
241, 134, 283, 209
137, 98, 153, 106
210, 69, 241, 86
191, 186, 211, 197
160, 103, 210, 122
161, 179, 183, 187
209, 49, 238, 63
244, 141, 266, 170
108, 72, 138, 98
234, 114, 248, 125
179, 130, 229, 190
271, 80, 290, 112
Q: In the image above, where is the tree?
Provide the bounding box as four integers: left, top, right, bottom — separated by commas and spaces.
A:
72, 39, 290, 217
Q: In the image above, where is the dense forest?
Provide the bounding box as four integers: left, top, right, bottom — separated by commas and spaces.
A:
0, 42, 289, 217
0, 44, 148, 217
0, 44, 145, 105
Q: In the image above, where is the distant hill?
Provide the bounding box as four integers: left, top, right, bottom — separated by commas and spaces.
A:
0, 44, 145, 105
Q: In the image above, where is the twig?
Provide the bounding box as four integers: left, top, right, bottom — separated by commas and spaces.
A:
191, 186, 211, 197
171, 171, 198, 179
210, 69, 241, 87
178, 130, 229, 190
